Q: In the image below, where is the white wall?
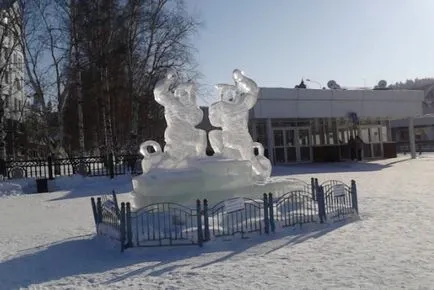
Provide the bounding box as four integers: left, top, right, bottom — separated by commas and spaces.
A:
253, 88, 424, 120
390, 117, 434, 128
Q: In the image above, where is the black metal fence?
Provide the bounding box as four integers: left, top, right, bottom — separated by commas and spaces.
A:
130, 201, 202, 247
5, 153, 142, 179
91, 178, 359, 252
204, 197, 265, 240
91, 192, 131, 252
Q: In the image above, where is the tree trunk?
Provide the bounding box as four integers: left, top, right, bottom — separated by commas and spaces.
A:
104, 67, 113, 155
77, 69, 85, 158
0, 98, 6, 160
72, 0, 86, 173
128, 56, 138, 153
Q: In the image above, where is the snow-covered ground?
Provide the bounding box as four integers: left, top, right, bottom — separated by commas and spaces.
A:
2, 154, 434, 289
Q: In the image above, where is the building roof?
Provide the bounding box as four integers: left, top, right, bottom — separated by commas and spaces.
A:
254, 87, 424, 120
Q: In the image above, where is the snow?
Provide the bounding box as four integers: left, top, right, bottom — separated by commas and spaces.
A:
2, 155, 434, 289
0, 181, 24, 196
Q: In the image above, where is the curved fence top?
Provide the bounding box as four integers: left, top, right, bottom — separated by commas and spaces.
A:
208, 197, 263, 211
320, 179, 346, 187
275, 189, 314, 203
133, 202, 196, 216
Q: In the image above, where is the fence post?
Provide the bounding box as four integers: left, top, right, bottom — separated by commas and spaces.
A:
196, 199, 203, 247
268, 193, 275, 233
126, 202, 133, 248
203, 199, 210, 242
316, 186, 326, 223
351, 180, 359, 215
120, 202, 126, 252
311, 177, 316, 200
96, 197, 103, 224
48, 155, 54, 180
91, 197, 98, 227
263, 193, 269, 234
0, 159, 6, 177
112, 191, 119, 216
108, 153, 114, 179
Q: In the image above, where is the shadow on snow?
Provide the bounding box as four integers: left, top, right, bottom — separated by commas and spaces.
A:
0, 217, 360, 289
272, 157, 411, 176
47, 175, 133, 202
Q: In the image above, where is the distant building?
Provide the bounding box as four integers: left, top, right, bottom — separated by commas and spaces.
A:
199, 87, 423, 163
390, 84, 434, 152
0, 1, 27, 158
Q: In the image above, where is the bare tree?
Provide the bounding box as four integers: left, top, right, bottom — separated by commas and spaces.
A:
6, 0, 72, 158
0, 0, 201, 165
60, 0, 200, 154
122, 0, 200, 152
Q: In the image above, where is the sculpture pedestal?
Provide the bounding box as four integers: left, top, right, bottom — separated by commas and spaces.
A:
131, 157, 308, 207
132, 157, 254, 208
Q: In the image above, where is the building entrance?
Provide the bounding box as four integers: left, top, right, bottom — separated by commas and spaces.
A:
272, 127, 312, 163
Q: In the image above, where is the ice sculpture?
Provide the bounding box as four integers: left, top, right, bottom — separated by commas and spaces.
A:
139, 73, 207, 173
209, 69, 272, 180
132, 69, 284, 208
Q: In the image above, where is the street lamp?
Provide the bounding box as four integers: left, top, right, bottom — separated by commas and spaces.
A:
306, 79, 322, 89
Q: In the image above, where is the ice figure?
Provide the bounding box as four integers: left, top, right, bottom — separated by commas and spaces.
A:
140, 73, 207, 172
208, 69, 272, 181
139, 140, 162, 174
132, 69, 278, 208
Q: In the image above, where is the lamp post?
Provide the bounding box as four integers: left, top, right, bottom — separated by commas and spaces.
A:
306, 79, 322, 89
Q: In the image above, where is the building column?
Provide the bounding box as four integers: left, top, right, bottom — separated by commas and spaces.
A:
386, 120, 392, 141
332, 118, 339, 143
379, 127, 384, 158
408, 117, 416, 159
319, 119, 325, 145
266, 118, 274, 164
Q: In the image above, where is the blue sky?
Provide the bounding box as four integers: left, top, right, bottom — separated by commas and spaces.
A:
187, 0, 434, 102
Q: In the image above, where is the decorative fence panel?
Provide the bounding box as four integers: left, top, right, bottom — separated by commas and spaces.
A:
203, 197, 266, 241
91, 192, 129, 252
6, 154, 143, 180
130, 201, 203, 247
321, 180, 357, 221
6, 159, 49, 179
53, 157, 108, 177
272, 190, 318, 228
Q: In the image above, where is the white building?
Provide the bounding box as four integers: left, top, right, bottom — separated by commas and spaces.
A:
246, 87, 423, 163
0, 0, 25, 121
389, 85, 434, 152
199, 87, 423, 163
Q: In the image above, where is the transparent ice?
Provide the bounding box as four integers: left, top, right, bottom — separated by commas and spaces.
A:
139, 74, 207, 173
208, 69, 272, 180
132, 69, 273, 207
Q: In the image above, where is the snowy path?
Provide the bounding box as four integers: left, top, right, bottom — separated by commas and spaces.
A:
1, 155, 434, 289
